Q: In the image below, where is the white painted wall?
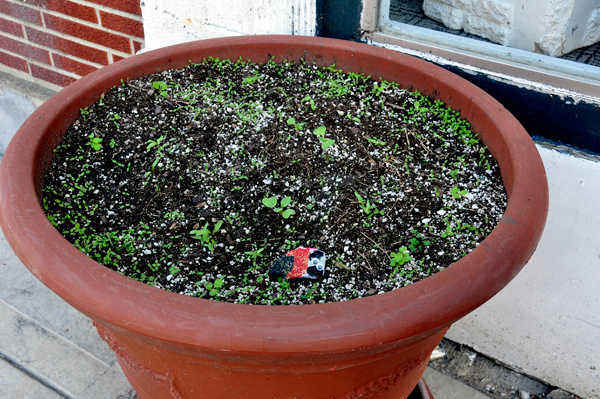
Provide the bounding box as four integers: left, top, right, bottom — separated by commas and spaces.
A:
141, 0, 317, 51
423, 0, 600, 56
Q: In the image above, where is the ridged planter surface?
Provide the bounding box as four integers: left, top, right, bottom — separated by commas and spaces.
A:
0, 36, 548, 399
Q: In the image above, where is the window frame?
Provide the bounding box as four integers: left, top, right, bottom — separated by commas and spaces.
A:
361, 0, 600, 97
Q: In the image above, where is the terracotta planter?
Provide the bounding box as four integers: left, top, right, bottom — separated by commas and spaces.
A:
0, 36, 548, 399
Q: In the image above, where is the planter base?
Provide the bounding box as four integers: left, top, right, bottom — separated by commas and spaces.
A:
131, 378, 433, 399
409, 379, 434, 399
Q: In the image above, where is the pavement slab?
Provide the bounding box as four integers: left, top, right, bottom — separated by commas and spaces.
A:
447, 145, 600, 399
0, 356, 64, 399
0, 229, 137, 399
422, 367, 489, 399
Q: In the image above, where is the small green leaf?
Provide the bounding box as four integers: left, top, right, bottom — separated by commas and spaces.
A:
214, 220, 223, 233
320, 138, 335, 150
286, 117, 295, 125
313, 126, 326, 136
280, 196, 292, 208
262, 196, 277, 208
354, 192, 364, 204
282, 209, 296, 219
213, 278, 223, 289
153, 81, 167, 91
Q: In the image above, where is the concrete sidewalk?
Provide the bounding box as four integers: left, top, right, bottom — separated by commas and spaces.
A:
1, 75, 597, 399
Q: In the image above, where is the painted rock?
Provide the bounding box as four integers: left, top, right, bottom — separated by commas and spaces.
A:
270, 247, 326, 279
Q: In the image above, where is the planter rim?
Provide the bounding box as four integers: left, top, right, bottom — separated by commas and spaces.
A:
0, 35, 548, 356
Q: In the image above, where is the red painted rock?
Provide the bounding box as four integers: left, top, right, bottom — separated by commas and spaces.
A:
270, 247, 326, 279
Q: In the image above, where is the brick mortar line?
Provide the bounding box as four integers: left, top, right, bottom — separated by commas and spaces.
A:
3, 0, 144, 21
0, 62, 64, 92
0, 22, 138, 62
0, 8, 144, 41
0, 31, 109, 69
95, 7, 101, 27
0, 47, 83, 79
75, 0, 144, 20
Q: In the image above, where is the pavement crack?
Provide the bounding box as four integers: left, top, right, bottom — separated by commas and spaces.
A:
0, 350, 73, 399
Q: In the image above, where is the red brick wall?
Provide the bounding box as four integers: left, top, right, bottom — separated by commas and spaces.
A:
0, 0, 144, 88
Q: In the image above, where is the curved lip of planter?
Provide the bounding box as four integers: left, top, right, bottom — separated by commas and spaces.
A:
0, 35, 548, 358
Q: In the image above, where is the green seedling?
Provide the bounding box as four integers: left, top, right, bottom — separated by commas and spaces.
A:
87, 134, 102, 151
301, 95, 316, 110
190, 221, 223, 251
450, 186, 467, 199
354, 192, 384, 217
440, 216, 456, 238
152, 81, 168, 96
366, 136, 386, 146
109, 138, 117, 149
164, 211, 185, 221
347, 113, 361, 123
251, 158, 265, 169
205, 278, 224, 296
262, 196, 296, 219
286, 117, 306, 132
147, 135, 165, 151
408, 230, 431, 252
313, 126, 335, 150
245, 245, 265, 268
390, 246, 411, 267
242, 75, 261, 85
80, 107, 91, 120
108, 112, 120, 129
230, 170, 248, 181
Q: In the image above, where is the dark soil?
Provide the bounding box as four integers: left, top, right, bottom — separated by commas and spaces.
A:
42, 58, 506, 305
